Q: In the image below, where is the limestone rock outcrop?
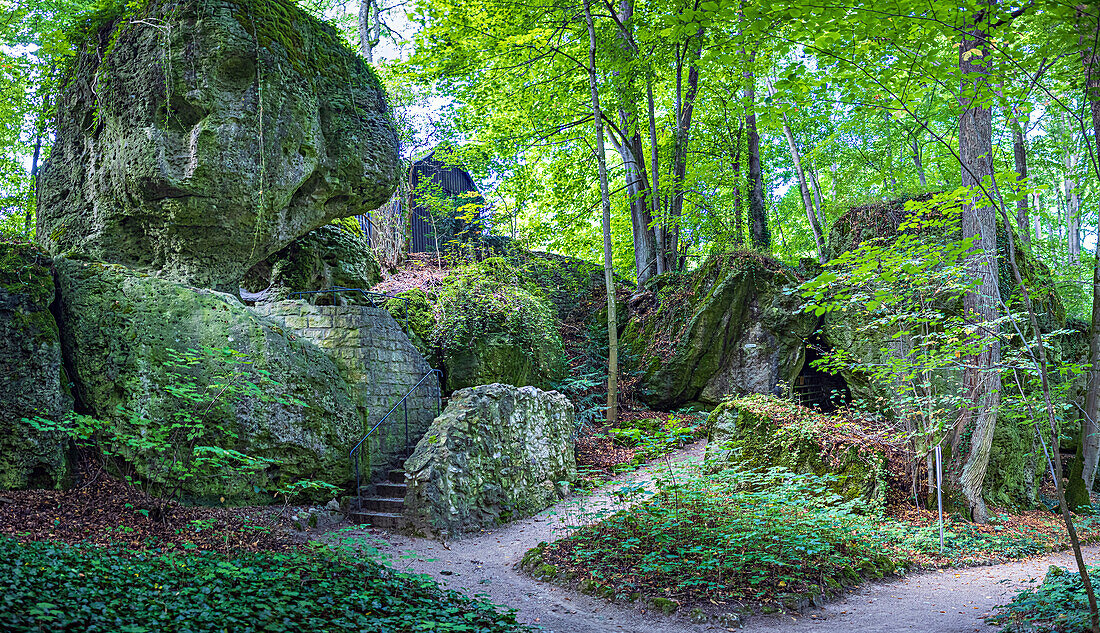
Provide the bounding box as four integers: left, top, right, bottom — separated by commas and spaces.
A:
243, 222, 382, 303
0, 242, 70, 489
53, 257, 362, 501
704, 396, 890, 513
37, 0, 399, 291
621, 253, 817, 410
404, 383, 575, 536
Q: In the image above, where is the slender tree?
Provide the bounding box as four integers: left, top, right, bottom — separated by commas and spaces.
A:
583, 0, 618, 425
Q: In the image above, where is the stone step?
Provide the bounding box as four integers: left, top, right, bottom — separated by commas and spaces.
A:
388, 469, 406, 484
349, 511, 406, 530
375, 482, 407, 498
359, 496, 405, 513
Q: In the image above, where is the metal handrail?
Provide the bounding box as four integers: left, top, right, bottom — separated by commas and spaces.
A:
350, 368, 442, 499
289, 287, 410, 332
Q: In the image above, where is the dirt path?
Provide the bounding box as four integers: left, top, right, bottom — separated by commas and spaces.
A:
326, 443, 1100, 633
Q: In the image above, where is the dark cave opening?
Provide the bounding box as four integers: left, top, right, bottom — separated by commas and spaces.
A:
792, 334, 852, 413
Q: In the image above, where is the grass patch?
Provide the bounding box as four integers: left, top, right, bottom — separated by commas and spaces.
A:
0, 536, 526, 632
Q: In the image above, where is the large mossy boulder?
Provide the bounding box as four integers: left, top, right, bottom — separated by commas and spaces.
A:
0, 241, 71, 489
242, 221, 382, 302
53, 257, 362, 501
704, 395, 892, 513
37, 0, 399, 291
403, 383, 576, 537
621, 252, 817, 410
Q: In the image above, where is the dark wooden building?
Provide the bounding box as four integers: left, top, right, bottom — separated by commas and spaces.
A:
356, 151, 485, 254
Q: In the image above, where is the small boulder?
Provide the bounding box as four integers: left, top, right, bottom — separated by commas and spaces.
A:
0, 241, 70, 489
404, 383, 575, 536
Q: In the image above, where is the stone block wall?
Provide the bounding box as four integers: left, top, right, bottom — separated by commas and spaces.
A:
250, 301, 441, 486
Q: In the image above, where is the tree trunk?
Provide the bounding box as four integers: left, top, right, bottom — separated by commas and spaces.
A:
911, 134, 927, 187
1080, 0, 1100, 496
583, 0, 618, 427
809, 163, 826, 232
951, 4, 1000, 525
1066, 147, 1082, 260
1011, 117, 1030, 246
358, 0, 381, 63
731, 121, 745, 247
26, 132, 42, 237
744, 50, 769, 250
772, 87, 824, 262
647, 82, 666, 276
668, 29, 704, 271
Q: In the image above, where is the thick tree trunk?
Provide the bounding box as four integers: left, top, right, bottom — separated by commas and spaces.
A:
583, 0, 618, 426
952, 6, 1000, 525
615, 129, 658, 285
1080, 1, 1100, 495
731, 121, 745, 247
744, 51, 769, 250
667, 30, 703, 271
1011, 119, 1030, 246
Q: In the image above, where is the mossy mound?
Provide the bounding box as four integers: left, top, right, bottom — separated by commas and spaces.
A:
434, 259, 565, 392
0, 240, 71, 489
620, 251, 816, 410
704, 395, 894, 513
39, 0, 398, 291
242, 220, 382, 302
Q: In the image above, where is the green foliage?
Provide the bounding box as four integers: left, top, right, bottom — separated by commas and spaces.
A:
608, 412, 705, 467
989, 564, 1100, 633
0, 537, 526, 632
555, 466, 898, 601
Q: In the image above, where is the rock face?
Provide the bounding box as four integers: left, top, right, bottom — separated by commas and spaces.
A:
0, 242, 70, 489
242, 222, 382, 303
704, 396, 889, 513
37, 0, 399, 291
404, 384, 575, 536
621, 253, 817, 410
53, 257, 362, 501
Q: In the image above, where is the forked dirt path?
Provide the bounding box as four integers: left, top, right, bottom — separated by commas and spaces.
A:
327, 443, 1100, 633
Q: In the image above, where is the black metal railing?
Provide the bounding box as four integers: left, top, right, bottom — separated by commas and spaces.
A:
349, 368, 442, 498
289, 287, 409, 332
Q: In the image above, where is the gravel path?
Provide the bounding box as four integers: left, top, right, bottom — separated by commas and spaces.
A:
327, 443, 1100, 633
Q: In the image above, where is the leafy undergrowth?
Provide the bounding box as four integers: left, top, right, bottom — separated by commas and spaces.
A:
0, 537, 526, 632
0, 471, 301, 553
987, 564, 1100, 633
534, 468, 899, 614
529, 465, 1100, 619
574, 410, 706, 488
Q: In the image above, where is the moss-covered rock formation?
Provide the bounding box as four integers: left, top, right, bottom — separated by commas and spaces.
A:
53, 257, 362, 501
404, 383, 576, 537
37, 0, 398, 291
0, 241, 71, 489
704, 395, 891, 513
383, 257, 567, 393
242, 221, 382, 302
621, 252, 817, 410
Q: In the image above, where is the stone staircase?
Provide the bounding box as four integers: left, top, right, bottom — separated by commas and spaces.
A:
349, 467, 408, 530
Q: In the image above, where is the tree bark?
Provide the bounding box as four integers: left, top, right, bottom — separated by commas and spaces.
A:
770, 78, 823, 262
358, 0, 381, 63
647, 82, 666, 275
1066, 145, 1082, 260
1079, 0, 1100, 496
1011, 116, 1030, 246
583, 0, 618, 427
911, 134, 927, 187
952, 4, 1000, 524
667, 29, 704, 270
744, 50, 769, 250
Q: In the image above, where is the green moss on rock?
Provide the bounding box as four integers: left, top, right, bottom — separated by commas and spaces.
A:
0, 240, 71, 489
621, 251, 816, 410
40, 0, 398, 291
705, 395, 888, 513
53, 257, 362, 502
